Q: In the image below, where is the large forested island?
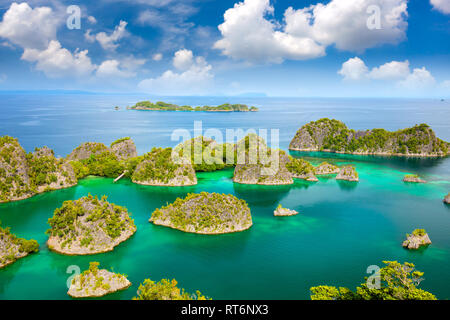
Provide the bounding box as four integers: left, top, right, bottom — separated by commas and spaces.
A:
289, 118, 449, 157
129, 101, 259, 112
46, 195, 136, 255
150, 192, 253, 234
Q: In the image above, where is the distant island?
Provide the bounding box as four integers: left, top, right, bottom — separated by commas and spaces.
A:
289, 118, 449, 157
128, 101, 259, 112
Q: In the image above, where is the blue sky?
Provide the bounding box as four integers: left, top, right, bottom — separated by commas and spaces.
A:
0, 0, 449, 97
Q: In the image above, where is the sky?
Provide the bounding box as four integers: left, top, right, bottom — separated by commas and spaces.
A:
0, 0, 449, 97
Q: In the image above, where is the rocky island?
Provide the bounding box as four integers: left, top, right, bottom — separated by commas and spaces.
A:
403, 174, 426, 183
286, 157, 318, 181
129, 101, 258, 112
132, 147, 197, 186
0, 136, 78, 203
233, 134, 293, 185
289, 118, 449, 157
274, 204, 299, 217
336, 165, 359, 182
68, 262, 131, 298
0, 222, 39, 268
314, 162, 340, 175
150, 192, 253, 234
402, 229, 432, 250
46, 195, 136, 255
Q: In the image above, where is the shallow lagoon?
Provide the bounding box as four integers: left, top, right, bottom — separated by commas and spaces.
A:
0, 95, 449, 299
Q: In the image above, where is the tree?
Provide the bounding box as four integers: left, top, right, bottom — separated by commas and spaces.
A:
310, 261, 437, 300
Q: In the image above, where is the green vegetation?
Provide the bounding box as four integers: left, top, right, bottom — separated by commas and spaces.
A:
291, 118, 448, 155
133, 278, 209, 300
131, 101, 258, 112
47, 194, 135, 248
0, 220, 39, 267
73, 262, 127, 292
0, 136, 33, 202
405, 174, 420, 179
110, 137, 131, 147
411, 229, 427, 237
174, 137, 236, 172
70, 150, 124, 179
150, 192, 252, 234
310, 261, 436, 300
286, 157, 315, 176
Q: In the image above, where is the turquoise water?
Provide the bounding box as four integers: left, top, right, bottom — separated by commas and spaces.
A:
0, 95, 449, 299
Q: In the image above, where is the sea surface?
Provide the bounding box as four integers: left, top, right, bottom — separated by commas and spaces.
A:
0, 94, 449, 300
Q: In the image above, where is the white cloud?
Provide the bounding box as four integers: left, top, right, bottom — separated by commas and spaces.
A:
0, 73, 6, 83
138, 49, 213, 95
173, 49, 193, 70
152, 53, 163, 61
339, 57, 436, 90
398, 67, 436, 89
0, 2, 59, 50
88, 16, 97, 24
214, 0, 325, 63
215, 0, 408, 63
85, 20, 128, 51
369, 60, 410, 80
96, 56, 146, 78
430, 0, 450, 14
22, 40, 96, 78
338, 57, 369, 80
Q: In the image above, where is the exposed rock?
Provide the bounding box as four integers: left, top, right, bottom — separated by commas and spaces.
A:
233, 134, 293, 185
132, 147, 197, 186
110, 138, 137, 160
47, 195, 136, 255
29, 147, 77, 193
289, 118, 448, 157
66, 142, 110, 161
0, 136, 34, 202
402, 229, 431, 250
150, 192, 253, 234
68, 262, 131, 298
444, 193, 450, 204
274, 205, 298, 217
403, 175, 426, 183
0, 223, 39, 268
336, 165, 359, 182
286, 157, 318, 181
315, 162, 340, 175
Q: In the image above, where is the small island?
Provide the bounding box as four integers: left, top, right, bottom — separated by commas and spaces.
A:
0, 222, 39, 269
444, 193, 450, 204
289, 118, 449, 157
68, 262, 131, 298
233, 134, 293, 185
286, 157, 318, 181
274, 204, 299, 217
402, 229, 432, 250
129, 101, 259, 112
134, 278, 209, 300
314, 162, 340, 175
132, 147, 197, 186
336, 165, 359, 182
403, 174, 426, 183
150, 192, 253, 234
46, 195, 136, 255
